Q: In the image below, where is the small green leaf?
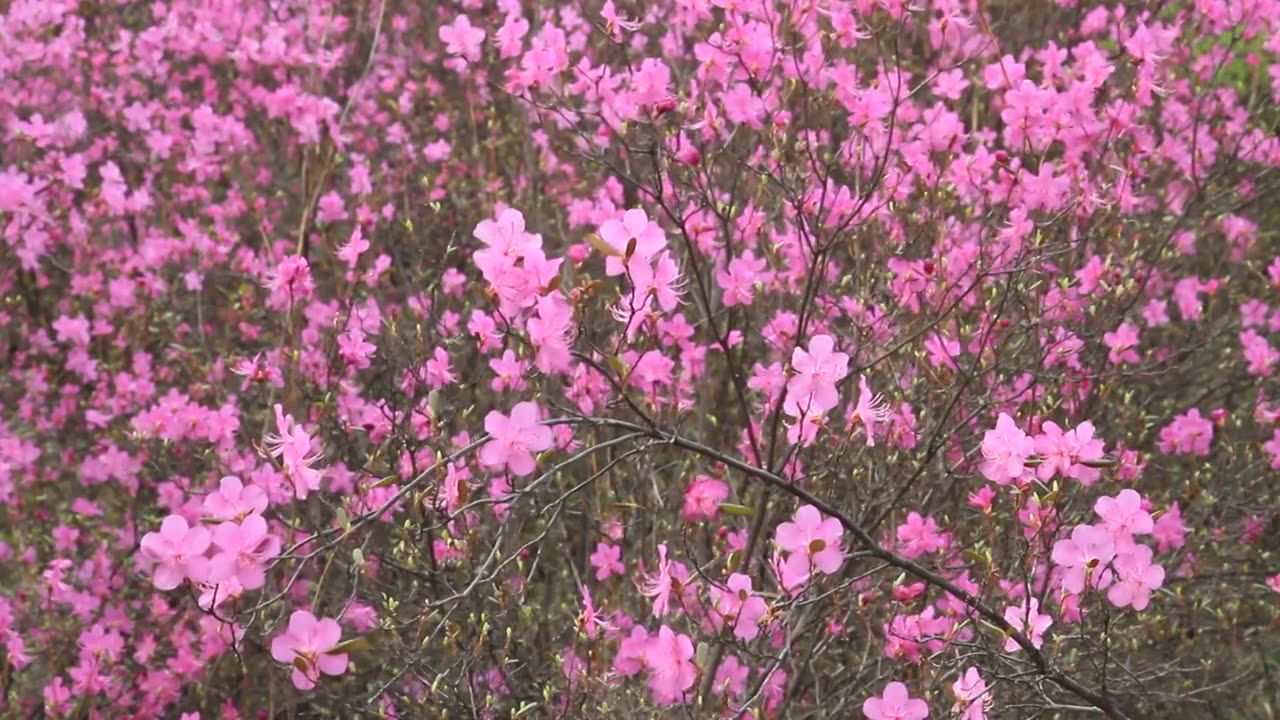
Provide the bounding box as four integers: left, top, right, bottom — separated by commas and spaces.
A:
719, 503, 754, 517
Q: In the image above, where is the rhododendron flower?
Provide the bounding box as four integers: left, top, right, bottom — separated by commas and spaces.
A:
1108, 544, 1165, 611
979, 413, 1035, 484
895, 512, 948, 559
479, 402, 554, 477
599, 208, 667, 276
139, 515, 211, 590
775, 504, 845, 578
1152, 503, 1188, 552
1102, 320, 1141, 365
527, 294, 576, 374
590, 542, 624, 581
784, 334, 849, 416
1002, 597, 1053, 652
711, 573, 768, 640
1094, 489, 1154, 537
439, 15, 486, 63
712, 654, 749, 698
952, 667, 991, 720
1052, 524, 1117, 594
203, 476, 268, 522
270, 611, 348, 690
1034, 420, 1105, 484
849, 376, 892, 447
642, 625, 697, 705
578, 585, 610, 639
209, 515, 282, 590
640, 544, 691, 617
682, 476, 729, 521
863, 681, 929, 720
1158, 408, 1214, 456
263, 405, 325, 500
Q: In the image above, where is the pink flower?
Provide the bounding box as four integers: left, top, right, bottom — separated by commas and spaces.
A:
1002, 597, 1053, 652
270, 611, 349, 690
1094, 489, 1153, 538
716, 250, 768, 307
1103, 322, 1141, 364
209, 515, 282, 590
640, 544, 691, 617
642, 625, 697, 705
139, 515, 212, 590
204, 475, 269, 522
599, 208, 667, 277
784, 335, 849, 416
263, 405, 325, 500
1107, 544, 1165, 611
775, 504, 845, 578
1152, 503, 1188, 552
590, 542, 624, 581
711, 573, 768, 640
895, 512, 948, 559
682, 476, 729, 521
1158, 408, 1214, 456
578, 585, 609, 639
479, 401, 554, 477
712, 654, 749, 698
527, 294, 576, 375
613, 626, 651, 677
952, 667, 991, 720
979, 413, 1035, 484
1264, 428, 1280, 469
848, 376, 892, 447
1052, 524, 1117, 595
439, 15, 486, 63
1034, 420, 1105, 484
863, 681, 929, 720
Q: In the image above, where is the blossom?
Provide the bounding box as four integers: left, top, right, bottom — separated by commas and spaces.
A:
139, 515, 211, 590
1002, 597, 1053, 652
479, 402, 554, 477
863, 681, 929, 720
716, 250, 768, 307
784, 335, 849, 416
775, 505, 845, 578
1052, 524, 1117, 595
979, 413, 1035, 484
1094, 489, 1153, 537
209, 515, 282, 590
439, 15, 486, 63
711, 573, 768, 640
682, 476, 729, 521
1103, 322, 1141, 364
1152, 502, 1188, 551
270, 611, 349, 690
1158, 408, 1214, 456
895, 512, 948, 559
263, 404, 325, 500
203, 476, 269, 522
1107, 544, 1165, 611
527, 294, 576, 375
1034, 420, 1105, 484
642, 625, 697, 705
599, 208, 667, 277
849, 376, 892, 447
640, 544, 691, 617
590, 542, 624, 581
952, 667, 991, 720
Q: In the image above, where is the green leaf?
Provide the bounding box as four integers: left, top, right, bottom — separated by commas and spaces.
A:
719, 503, 754, 517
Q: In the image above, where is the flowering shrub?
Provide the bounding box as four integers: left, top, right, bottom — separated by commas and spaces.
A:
1, 0, 1279, 718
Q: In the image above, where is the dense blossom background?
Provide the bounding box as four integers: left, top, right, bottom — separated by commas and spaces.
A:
2, 0, 1280, 717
